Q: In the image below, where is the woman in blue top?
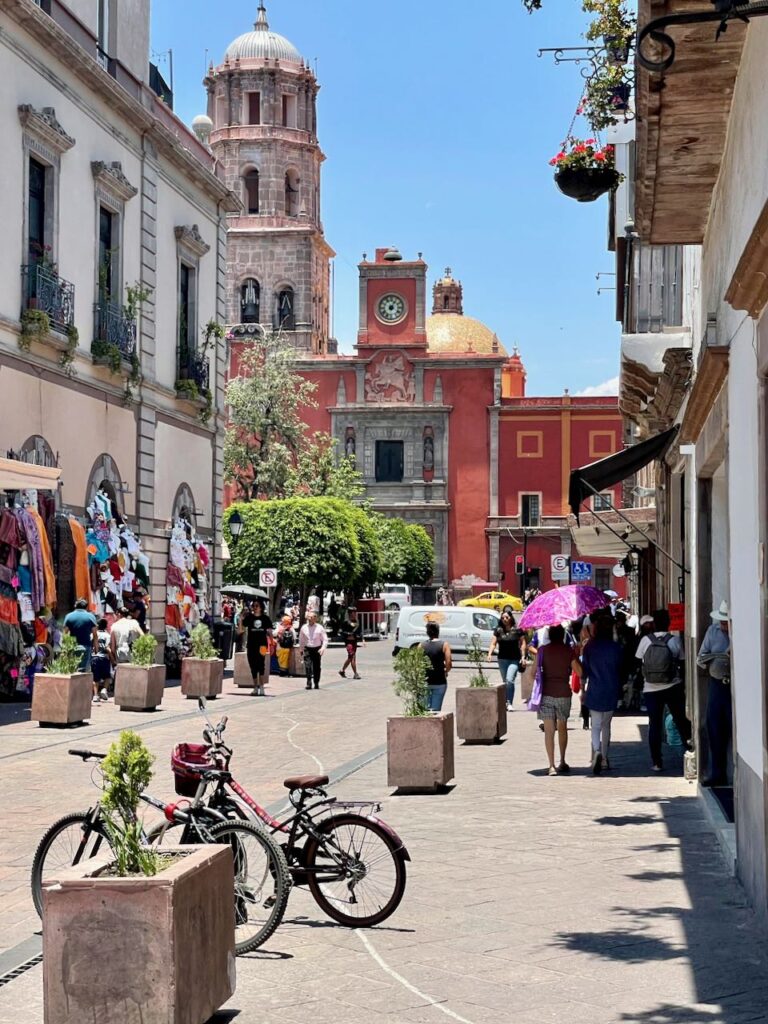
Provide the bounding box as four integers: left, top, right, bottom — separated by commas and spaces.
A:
574, 615, 623, 774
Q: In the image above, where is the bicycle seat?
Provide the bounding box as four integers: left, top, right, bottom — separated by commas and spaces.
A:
283, 774, 329, 790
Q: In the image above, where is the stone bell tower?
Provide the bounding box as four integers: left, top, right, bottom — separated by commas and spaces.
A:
205, 3, 334, 353
432, 268, 463, 315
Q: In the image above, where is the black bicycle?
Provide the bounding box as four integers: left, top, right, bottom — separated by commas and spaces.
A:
31, 749, 291, 954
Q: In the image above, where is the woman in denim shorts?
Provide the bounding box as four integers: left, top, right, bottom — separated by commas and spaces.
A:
539, 625, 580, 776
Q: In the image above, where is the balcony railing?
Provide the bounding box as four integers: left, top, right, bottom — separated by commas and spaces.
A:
177, 350, 210, 393
21, 263, 75, 334
93, 302, 137, 361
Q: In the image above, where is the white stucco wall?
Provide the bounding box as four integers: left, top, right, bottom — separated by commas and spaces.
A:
154, 421, 213, 530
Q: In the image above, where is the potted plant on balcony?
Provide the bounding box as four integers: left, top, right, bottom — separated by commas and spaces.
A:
114, 632, 166, 711
583, 0, 636, 66
41, 730, 235, 1024
582, 64, 632, 131
31, 633, 92, 727
181, 623, 224, 699
455, 637, 507, 744
387, 646, 455, 791
19, 309, 51, 350
551, 138, 620, 202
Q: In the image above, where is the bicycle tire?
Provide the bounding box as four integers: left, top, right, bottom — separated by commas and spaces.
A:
31, 811, 111, 918
304, 814, 406, 927
204, 820, 291, 954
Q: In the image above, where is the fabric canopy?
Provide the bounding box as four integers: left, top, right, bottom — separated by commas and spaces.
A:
0, 457, 60, 492
568, 426, 678, 518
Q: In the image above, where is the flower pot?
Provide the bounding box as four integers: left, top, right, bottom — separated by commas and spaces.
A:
609, 83, 631, 112
455, 683, 507, 743
31, 672, 92, 726
114, 663, 166, 711
555, 165, 620, 202
42, 844, 236, 1024
387, 712, 455, 791
233, 650, 270, 688
181, 657, 224, 699
603, 34, 631, 66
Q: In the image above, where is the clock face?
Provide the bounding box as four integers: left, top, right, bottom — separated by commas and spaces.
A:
376, 293, 407, 324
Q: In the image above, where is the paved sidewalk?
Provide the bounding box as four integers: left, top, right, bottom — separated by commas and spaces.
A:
1, 646, 766, 1023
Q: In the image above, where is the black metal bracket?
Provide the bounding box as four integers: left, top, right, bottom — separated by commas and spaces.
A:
538, 43, 632, 80
637, 0, 768, 73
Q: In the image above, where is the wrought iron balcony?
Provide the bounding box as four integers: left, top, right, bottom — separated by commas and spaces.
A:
93, 302, 137, 361
177, 350, 210, 393
21, 263, 75, 335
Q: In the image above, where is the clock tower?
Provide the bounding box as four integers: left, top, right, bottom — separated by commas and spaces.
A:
357, 247, 428, 351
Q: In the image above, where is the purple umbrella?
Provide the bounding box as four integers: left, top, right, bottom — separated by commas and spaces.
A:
518, 585, 611, 630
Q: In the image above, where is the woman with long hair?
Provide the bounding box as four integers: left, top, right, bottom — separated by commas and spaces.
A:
487, 610, 526, 711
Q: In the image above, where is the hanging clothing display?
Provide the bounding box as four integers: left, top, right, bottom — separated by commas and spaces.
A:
165, 517, 212, 649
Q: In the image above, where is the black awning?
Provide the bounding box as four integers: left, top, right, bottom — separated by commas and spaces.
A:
569, 426, 679, 518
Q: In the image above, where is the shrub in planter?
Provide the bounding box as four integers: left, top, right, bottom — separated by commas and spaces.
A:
387, 646, 454, 790
20, 309, 51, 348
42, 730, 235, 1024
550, 138, 620, 202
31, 633, 92, 726
455, 639, 506, 743
115, 632, 167, 711
182, 623, 224, 699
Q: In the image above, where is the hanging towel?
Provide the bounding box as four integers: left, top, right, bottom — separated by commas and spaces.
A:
53, 514, 76, 614
18, 509, 45, 612
68, 518, 93, 610
26, 508, 56, 610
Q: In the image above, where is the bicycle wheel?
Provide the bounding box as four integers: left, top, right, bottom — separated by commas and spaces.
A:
31, 811, 112, 918
304, 814, 406, 927
204, 820, 291, 954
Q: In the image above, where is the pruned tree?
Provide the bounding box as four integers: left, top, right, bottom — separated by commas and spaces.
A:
289, 432, 364, 501
375, 515, 434, 586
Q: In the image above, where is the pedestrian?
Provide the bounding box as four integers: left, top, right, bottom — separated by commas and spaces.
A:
574, 615, 623, 773
90, 617, 115, 702
487, 610, 525, 711
276, 614, 295, 677
538, 624, 580, 776
696, 600, 731, 786
339, 607, 364, 679
299, 609, 328, 690
110, 606, 142, 666
635, 608, 691, 772
63, 598, 98, 674
578, 615, 594, 730
421, 621, 452, 712
241, 597, 273, 695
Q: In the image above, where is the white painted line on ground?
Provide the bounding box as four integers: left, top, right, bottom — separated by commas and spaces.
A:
355, 929, 475, 1024
281, 703, 325, 773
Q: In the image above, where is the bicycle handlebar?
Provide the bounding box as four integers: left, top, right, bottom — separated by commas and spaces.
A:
69, 748, 107, 761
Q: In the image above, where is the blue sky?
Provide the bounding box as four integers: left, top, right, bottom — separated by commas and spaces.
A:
151, 0, 621, 396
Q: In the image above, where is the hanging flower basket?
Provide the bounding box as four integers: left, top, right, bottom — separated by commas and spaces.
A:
603, 34, 631, 66
608, 82, 631, 112
550, 139, 620, 203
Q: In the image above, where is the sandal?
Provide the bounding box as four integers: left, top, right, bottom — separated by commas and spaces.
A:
548, 766, 557, 777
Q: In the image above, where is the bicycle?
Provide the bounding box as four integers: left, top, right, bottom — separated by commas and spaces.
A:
30, 748, 291, 954
167, 700, 410, 927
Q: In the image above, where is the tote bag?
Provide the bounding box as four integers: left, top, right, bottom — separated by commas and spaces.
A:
528, 649, 544, 712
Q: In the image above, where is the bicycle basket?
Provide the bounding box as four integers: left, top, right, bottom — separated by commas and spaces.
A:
171, 743, 215, 797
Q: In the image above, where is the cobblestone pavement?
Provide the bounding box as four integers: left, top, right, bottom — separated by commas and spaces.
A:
1, 644, 766, 1023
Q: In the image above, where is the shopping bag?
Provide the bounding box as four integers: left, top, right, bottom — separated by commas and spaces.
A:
528, 650, 544, 712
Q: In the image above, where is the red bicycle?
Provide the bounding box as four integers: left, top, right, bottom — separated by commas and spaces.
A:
165, 701, 410, 927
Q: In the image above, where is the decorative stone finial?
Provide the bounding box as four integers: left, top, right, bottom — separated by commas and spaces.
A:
255, 3, 268, 30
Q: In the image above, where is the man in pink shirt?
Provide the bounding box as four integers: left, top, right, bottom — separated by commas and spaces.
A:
299, 610, 328, 690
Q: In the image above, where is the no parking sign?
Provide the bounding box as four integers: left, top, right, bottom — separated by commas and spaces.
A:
259, 568, 278, 588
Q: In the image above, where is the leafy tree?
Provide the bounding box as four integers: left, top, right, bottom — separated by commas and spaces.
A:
224, 332, 317, 499
376, 515, 434, 586
289, 432, 364, 500
407, 524, 435, 586
343, 501, 383, 596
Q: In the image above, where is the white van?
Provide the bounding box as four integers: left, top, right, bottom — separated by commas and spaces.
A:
380, 583, 412, 610
393, 605, 500, 657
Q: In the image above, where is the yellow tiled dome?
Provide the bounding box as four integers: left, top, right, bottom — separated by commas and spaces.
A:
426, 315, 506, 356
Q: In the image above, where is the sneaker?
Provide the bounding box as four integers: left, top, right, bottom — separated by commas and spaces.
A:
506, 702, 514, 712
99, 689, 109, 702
92, 695, 100, 704
353, 673, 361, 680
557, 762, 571, 774
306, 684, 312, 690
651, 763, 663, 773
548, 766, 558, 777
592, 751, 603, 775
338, 670, 346, 678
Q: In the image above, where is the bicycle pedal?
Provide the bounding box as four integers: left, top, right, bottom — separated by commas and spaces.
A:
263, 895, 276, 909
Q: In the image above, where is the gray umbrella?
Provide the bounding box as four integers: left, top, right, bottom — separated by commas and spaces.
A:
220, 584, 269, 599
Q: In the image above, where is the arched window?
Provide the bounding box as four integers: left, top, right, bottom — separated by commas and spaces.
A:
172, 483, 197, 525
275, 287, 295, 331
243, 169, 259, 214
284, 169, 299, 217
240, 278, 260, 324
86, 453, 124, 516
19, 435, 56, 468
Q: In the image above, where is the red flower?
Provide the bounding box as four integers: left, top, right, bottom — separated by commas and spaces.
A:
594, 152, 606, 162
585, 138, 595, 145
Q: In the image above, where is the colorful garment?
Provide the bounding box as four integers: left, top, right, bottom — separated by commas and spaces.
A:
68, 518, 92, 609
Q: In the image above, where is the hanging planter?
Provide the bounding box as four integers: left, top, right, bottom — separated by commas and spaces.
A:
550, 139, 620, 203
608, 82, 631, 112
603, 33, 631, 65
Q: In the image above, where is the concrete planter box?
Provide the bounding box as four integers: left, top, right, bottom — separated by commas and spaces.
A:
289, 646, 304, 677
31, 673, 92, 726
387, 712, 455, 791
114, 664, 166, 711
42, 844, 235, 1024
233, 651, 270, 688
456, 683, 507, 743
181, 657, 224, 699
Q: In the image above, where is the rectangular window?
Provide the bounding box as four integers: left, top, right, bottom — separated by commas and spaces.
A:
282, 93, 297, 128
375, 440, 404, 483
97, 0, 109, 66
521, 494, 541, 527
28, 157, 47, 255
247, 92, 261, 125
98, 206, 116, 303
594, 568, 611, 592
592, 492, 613, 512
178, 263, 196, 357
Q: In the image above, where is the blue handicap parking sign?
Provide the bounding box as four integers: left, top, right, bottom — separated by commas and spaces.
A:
571, 561, 592, 582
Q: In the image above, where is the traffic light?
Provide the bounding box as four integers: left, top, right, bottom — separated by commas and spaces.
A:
514, 555, 525, 575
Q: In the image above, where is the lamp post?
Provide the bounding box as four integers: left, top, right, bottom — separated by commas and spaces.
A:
228, 510, 243, 547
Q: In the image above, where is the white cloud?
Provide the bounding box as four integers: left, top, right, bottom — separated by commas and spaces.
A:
574, 376, 619, 397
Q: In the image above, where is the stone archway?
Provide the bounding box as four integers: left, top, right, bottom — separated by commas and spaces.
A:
85, 453, 124, 513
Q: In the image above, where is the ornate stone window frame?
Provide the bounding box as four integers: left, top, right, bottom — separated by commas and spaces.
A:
174, 225, 210, 364
18, 105, 75, 265
91, 161, 137, 307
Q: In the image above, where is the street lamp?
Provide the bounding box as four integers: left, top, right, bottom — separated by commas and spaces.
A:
228, 510, 243, 547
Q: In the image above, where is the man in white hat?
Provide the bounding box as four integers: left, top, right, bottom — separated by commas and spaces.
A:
696, 600, 731, 787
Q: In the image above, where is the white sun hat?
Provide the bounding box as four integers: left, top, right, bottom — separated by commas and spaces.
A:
711, 600, 730, 622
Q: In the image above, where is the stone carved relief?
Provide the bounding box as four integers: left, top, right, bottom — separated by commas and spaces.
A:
91, 161, 138, 202
364, 352, 415, 404
18, 105, 75, 154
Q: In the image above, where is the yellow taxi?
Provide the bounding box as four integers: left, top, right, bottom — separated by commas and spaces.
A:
458, 591, 523, 613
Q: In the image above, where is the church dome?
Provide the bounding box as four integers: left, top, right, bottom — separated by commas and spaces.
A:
224, 4, 302, 63
426, 314, 507, 356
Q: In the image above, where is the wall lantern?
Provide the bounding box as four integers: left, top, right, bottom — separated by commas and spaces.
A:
228, 510, 243, 546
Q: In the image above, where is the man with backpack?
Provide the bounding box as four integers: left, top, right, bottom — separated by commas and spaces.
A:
110, 606, 142, 666
635, 608, 691, 772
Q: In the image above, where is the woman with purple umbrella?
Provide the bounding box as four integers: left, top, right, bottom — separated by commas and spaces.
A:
538, 624, 582, 776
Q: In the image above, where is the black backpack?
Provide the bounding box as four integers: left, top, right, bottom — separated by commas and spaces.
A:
642, 633, 676, 686
278, 629, 294, 649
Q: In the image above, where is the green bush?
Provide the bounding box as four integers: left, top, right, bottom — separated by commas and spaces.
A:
190, 623, 218, 660
392, 647, 430, 717
467, 636, 490, 688
48, 633, 84, 675
101, 731, 163, 877
130, 633, 158, 667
